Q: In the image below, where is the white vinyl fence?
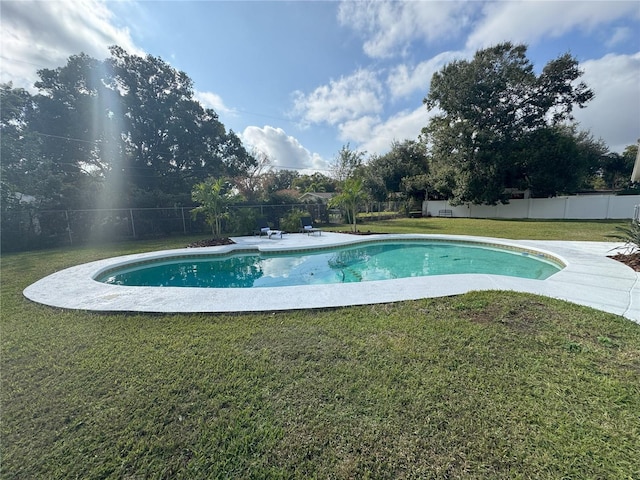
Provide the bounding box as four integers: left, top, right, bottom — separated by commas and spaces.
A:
424, 195, 640, 220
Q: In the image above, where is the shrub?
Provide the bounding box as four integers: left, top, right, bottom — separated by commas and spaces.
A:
611, 220, 640, 254
226, 207, 261, 236
280, 209, 307, 233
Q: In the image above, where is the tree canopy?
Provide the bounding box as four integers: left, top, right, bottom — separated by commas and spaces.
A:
423, 42, 596, 204
292, 172, 336, 194
1, 47, 255, 210
331, 143, 365, 182
597, 144, 638, 190
362, 140, 429, 202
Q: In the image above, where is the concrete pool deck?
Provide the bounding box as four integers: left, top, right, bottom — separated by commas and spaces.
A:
23, 233, 640, 323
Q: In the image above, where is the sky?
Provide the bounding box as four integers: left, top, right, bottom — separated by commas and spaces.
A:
1, 0, 639, 174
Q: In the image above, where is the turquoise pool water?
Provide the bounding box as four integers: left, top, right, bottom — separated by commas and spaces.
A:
97, 240, 563, 288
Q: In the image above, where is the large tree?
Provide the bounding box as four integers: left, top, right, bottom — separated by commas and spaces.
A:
331, 143, 366, 182
29, 53, 115, 208
292, 172, 336, 193
516, 126, 607, 197
107, 46, 254, 205
1, 84, 42, 200
423, 42, 594, 204
12, 47, 254, 209
362, 140, 429, 202
597, 144, 638, 190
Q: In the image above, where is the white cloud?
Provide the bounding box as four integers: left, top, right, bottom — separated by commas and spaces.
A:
241, 125, 329, 173
572, 52, 640, 154
0, 0, 141, 90
348, 106, 435, 157
606, 27, 633, 48
338, 116, 381, 143
338, 0, 474, 59
387, 50, 464, 100
292, 69, 384, 126
194, 90, 236, 116
466, 1, 640, 50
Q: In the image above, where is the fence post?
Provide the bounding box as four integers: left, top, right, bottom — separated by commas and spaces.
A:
65, 210, 73, 244
129, 209, 136, 238
181, 207, 187, 235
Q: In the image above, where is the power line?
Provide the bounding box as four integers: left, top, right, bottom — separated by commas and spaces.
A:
29, 130, 331, 173
270, 164, 332, 173
34, 131, 97, 145
230, 108, 298, 126
0, 55, 52, 69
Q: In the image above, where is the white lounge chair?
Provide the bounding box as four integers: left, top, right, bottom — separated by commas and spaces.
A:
254, 218, 282, 239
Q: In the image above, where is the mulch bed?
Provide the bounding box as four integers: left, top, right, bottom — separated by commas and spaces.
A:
187, 238, 235, 248
609, 252, 640, 272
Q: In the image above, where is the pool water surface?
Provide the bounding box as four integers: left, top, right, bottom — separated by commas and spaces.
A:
97, 241, 562, 288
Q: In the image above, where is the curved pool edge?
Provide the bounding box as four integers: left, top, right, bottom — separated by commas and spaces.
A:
22, 233, 639, 323
92, 234, 566, 285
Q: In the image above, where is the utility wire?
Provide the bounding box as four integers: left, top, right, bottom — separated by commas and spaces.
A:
0, 55, 51, 69
34, 131, 97, 145
29, 130, 332, 173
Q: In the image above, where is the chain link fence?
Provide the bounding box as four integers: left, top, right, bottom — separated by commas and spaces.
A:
1, 203, 329, 251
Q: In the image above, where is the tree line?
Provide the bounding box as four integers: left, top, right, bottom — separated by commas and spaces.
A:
2, 43, 638, 245
341, 43, 637, 211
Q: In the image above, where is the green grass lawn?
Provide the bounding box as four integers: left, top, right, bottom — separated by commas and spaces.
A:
340, 217, 627, 241
2, 219, 639, 479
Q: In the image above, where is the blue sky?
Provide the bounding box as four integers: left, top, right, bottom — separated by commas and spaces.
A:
2, 1, 639, 174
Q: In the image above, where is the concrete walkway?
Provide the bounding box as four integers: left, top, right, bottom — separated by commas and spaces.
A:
23, 233, 639, 323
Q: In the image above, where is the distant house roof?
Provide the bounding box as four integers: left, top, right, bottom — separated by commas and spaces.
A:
298, 192, 337, 203
13, 192, 37, 204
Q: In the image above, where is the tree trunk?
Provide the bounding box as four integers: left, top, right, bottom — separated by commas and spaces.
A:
352, 206, 357, 232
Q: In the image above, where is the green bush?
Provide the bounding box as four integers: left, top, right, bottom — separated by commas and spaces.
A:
280, 209, 307, 233
226, 207, 261, 236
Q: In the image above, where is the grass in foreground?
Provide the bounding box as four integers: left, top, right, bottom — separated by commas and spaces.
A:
1, 222, 639, 478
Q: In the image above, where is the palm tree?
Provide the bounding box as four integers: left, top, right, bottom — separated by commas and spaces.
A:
329, 177, 367, 232
191, 177, 231, 238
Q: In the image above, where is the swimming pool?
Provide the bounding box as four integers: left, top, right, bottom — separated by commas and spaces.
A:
32, 232, 634, 315
96, 240, 563, 288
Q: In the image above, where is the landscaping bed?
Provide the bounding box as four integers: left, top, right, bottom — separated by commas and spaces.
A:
187, 237, 235, 247
610, 252, 640, 271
